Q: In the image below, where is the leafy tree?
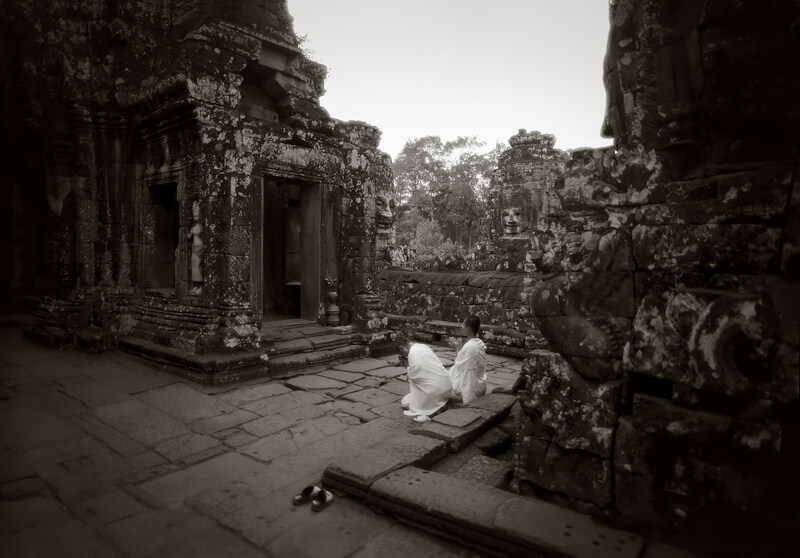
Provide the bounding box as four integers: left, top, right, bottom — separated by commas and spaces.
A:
409, 217, 462, 263
395, 206, 427, 246
393, 136, 504, 250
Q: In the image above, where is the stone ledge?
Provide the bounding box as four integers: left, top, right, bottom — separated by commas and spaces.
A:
366, 466, 644, 558
322, 432, 448, 499
409, 394, 517, 452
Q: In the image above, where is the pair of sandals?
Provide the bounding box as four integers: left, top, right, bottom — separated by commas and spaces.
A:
292, 485, 334, 511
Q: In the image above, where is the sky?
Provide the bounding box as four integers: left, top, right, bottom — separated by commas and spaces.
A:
288, 0, 612, 160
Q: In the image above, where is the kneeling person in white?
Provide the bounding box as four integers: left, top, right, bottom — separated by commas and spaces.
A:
448, 315, 487, 404
396, 337, 452, 421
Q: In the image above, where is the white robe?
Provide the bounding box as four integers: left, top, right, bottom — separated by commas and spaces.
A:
401, 343, 452, 417
448, 338, 487, 404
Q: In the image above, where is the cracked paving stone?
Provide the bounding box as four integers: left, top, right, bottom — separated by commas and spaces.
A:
283, 375, 346, 391
342, 387, 400, 407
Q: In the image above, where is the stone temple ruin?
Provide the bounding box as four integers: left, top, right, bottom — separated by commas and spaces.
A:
2, 0, 395, 381
2, 0, 798, 539
377, 0, 800, 532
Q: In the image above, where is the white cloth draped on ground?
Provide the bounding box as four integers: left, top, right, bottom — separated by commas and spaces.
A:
448, 338, 487, 404
401, 343, 452, 417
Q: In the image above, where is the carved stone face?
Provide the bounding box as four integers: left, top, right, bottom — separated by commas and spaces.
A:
502, 207, 524, 236
375, 195, 395, 229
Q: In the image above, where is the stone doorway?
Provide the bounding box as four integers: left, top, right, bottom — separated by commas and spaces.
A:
261, 179, 320, 321
145, 183, 179, 293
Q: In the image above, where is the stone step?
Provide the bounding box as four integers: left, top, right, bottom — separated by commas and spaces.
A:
267, 333, 361, 356
268, 344, 368, 374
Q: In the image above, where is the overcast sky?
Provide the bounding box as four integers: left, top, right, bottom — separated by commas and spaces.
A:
288, 0, 612, 159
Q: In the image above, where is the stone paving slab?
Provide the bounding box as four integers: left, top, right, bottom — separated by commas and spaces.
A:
332, 399, 379, 422
411, 408, 495, 452
264, 497, 397, 558
342, 387, 400, 407
240, 430, 298, 462
323, 432, 447, 498
368, 466, 644, 558
0, 475, 50, 499
102, 504, 263, 558
137, 382, 236, 423
138, 452, 265, 506
84, 358, 178, 394
363, 365, 407, 379
349, 522, 485, 558
332, 358, 391, 373
320, 369, 365, 383
279, 400, 332, 421
154, 432, 220, 462
20, 385, 90, 416
326, 384, 363, 399
59, 380, 132, 409
0, 404, 86, 452
69, 487, 150, 527
434, 408, 487, 428
191, 474, 321, 548
92, 399, 190, 447
216, 381, 292, 406
380, 379, 410, 396
240, 412, 297, 437
370, 401, 408, 422
1, 495, 123, 558
464, 392, 517, 415
0, 450, 35, 484
189, 408, 260, 434
284, 374, 346, 391
355, 376, 385, 388
70, 412, 147, 456
242, 390, 328, 415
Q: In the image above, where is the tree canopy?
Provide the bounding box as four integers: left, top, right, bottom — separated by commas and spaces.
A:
392, 136, 504, 252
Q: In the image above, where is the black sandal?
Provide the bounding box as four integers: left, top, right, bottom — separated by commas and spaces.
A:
292, 485, 321, 505
311, 489, 334, 511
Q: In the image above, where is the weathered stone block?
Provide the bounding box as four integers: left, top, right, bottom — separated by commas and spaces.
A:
632, 224, 781, 273
625, 290, 799, 401
518, 433, 613, 507
537, 316, 629, 359
532, 272, 635, 318
523, 350, 619, 457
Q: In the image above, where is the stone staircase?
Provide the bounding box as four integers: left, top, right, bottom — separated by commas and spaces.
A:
260, 318, 369, 376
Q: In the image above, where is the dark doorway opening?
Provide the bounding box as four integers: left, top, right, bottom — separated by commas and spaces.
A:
262, 179, 320, 321
146, 184, 179, 293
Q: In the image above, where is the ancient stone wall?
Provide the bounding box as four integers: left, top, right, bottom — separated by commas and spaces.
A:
514, 0, 800, 528
2, 1, 393, 368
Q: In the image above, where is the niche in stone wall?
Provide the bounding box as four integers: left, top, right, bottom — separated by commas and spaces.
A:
238, 61, 282, 123
145, 183, 179, 292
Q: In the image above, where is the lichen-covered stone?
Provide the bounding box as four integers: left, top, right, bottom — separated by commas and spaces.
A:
522, 350, 619, 458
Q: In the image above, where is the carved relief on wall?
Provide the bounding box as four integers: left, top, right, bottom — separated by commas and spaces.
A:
188, 200, 204, 295
375, 194, 395, 232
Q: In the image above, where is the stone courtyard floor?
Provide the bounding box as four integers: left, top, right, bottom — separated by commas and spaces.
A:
0, 321, 524, 557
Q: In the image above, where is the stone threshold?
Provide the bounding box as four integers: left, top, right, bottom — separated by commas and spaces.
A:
321, 391, 647, 558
